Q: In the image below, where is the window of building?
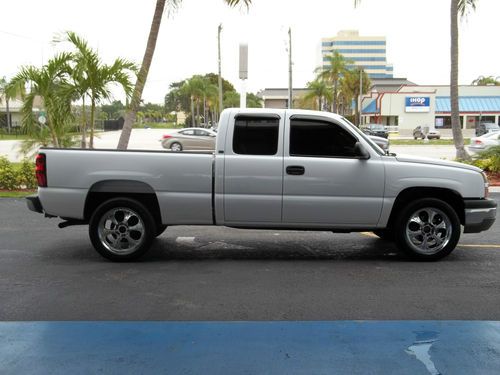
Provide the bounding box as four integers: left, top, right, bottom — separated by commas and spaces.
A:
435, 116, 464, 129
233, 116, 279, 155
290, 119, 357, 158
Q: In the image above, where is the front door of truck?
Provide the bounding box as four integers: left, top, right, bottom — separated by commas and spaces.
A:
223, 112, 284, 224
282, 115, 385, 226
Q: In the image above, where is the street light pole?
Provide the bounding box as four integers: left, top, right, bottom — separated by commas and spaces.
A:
217, 24, 224, 116
288, 27, 293, 109
358, 68, 363, 125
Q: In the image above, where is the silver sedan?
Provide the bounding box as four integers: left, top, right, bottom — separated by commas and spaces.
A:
161, 128, 217, 151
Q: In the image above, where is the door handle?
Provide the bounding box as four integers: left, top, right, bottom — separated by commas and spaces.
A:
286, 165, 305, 175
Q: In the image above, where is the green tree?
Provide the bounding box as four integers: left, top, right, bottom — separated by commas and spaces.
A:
7, 53, 75, 149
0, 76, 12, 133
472, 75, 499, 86
340, 68, 371, 125
63, 32, 136, 148
223, 91, 240, 108
317, 51, 350, 113
117, 0, 252, 150
303, 79, 332, 111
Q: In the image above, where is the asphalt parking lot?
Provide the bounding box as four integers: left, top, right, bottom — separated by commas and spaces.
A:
0, 194, 499, 321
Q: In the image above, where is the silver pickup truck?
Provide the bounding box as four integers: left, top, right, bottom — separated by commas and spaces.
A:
27, 108, 496, 261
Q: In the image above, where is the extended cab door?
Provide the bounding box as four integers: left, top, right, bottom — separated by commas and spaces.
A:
282, 114, 385, 227
223, 112, 284, 224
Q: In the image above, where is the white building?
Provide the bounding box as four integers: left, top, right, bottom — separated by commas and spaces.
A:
321, 30, 393, 79
362, 85, 500, 137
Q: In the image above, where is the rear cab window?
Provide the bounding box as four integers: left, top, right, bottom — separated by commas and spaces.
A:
232, 116, 280, 155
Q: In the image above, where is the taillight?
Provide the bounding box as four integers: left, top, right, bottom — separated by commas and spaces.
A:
35, 153, 47, 187
474, 140, 483, 145
162, 135, 172, 139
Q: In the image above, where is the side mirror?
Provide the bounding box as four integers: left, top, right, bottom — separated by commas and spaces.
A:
354, 142, 370, 159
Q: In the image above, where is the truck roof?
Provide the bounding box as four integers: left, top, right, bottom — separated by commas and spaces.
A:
224, 108, 344, 121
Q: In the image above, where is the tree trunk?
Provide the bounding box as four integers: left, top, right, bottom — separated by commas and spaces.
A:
190, 96, 195, 127
203, 94, 206, 126
89, 98, 96, 149
117, 0, 166, 150
81, 97, 87, 148
47, 113, 59, 148
6, 98, 11, 133
333, 80, 338, 113
196, 99, 200, 127
450, 0, 469, 160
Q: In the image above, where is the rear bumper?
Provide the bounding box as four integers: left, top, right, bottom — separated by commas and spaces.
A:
463, 199, 497, 233
26, 195, 43, 214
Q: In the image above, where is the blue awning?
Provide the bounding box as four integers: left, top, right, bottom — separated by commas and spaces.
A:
362, 99, 378, 114
436, 96, 500, 113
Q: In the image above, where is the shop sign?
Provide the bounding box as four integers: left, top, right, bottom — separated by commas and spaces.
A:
405, 97, 430, 113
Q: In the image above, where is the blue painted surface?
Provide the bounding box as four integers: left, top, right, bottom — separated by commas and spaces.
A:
436, 96, 500, 113
1, 321, 500, 374
363, 99, 378, 114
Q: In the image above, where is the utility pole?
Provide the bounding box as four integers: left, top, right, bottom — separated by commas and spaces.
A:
239, 43, 248, 108
358, 68, 363, 125
217, 24, 224, 115
288, 27, 293, 109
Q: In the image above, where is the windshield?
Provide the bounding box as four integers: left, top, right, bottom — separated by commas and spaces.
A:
340, 117, 386, 156
369, 124, 385, 131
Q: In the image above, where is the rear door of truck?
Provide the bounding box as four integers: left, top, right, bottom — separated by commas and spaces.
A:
222, 111, 285, 224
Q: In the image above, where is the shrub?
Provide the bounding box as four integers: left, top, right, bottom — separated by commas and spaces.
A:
0, 157, 18, 190
474, 146, 500, 173
17, 159, 37, 189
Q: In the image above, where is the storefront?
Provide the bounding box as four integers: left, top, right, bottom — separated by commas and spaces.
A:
362, 85, 500, 137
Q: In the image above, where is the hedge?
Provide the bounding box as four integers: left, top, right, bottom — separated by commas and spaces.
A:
0, 157, 37, 190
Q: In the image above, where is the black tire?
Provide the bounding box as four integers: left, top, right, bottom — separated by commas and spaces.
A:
394, 198, 460, 261
413, 136, 417, 140
89, 198, 157, 262
170, 142, 183, 152
156, 224, 168, 237
373, 229, 394, 241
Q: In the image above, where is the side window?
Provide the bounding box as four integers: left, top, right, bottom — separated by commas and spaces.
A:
290, 119, 358, 157
233, 116, 280, 155
180, 129, 195, 135
194, 129, 210, 136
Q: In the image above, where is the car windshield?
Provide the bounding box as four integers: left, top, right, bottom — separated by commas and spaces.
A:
369, 125, 385, 131
485, 123, 500, 130
340, 118, 386, 156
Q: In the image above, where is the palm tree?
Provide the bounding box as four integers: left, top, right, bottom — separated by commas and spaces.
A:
472, 75, 499, 86
7, 53, 75, 148
63, 32, 136, 148
450, 0, 477, 160
317, 51, 350, 113
0, 76, 12, 133
117, 0, 251, 150
303, 79, 332, 111
340, 68, 371, 124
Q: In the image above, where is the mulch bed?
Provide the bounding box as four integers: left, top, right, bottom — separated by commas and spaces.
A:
486, 172, 500, 187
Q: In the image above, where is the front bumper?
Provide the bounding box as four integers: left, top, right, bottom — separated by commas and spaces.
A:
26, 195, 43, 214
463, 199, 497, 233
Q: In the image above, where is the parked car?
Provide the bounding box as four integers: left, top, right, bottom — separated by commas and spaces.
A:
27, 109, 496, 262
468, 131, 500, 153
361, 124, 389, 138
413, 126, 441, 140
476, 122, 500, 137
368, 135, 389, 152
160, 128, 217, 151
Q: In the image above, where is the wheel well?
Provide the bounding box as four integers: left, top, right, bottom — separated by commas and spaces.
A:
84, 181, 162, 225
388, 187, 465, 227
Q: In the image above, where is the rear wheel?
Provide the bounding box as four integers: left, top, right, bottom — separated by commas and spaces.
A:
89, 198, 156, 261
170, 142, 182, 152
394, 198, 460, 261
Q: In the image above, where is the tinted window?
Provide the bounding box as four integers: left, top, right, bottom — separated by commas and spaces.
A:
290, 119, 358, 157
179, 129, 194, 135
194, 129, 210, 136
233, 116, 279, 155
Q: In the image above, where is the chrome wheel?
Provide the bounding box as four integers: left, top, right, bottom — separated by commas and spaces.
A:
170, 142, 182, 152
405, 207, 452, 255
97, 207, 145, 255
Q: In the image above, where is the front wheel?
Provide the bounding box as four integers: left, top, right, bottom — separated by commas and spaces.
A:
394, 198, 460, 261
89, 198, 156, 261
